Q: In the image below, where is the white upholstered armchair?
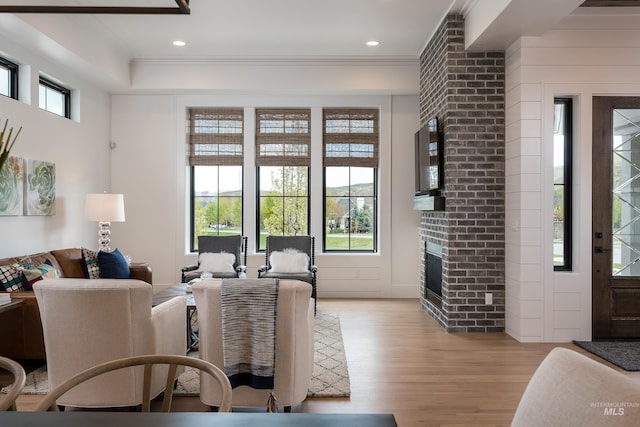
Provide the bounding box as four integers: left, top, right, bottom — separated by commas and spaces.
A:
192, 278, 314, 412
33, 279, 187, 409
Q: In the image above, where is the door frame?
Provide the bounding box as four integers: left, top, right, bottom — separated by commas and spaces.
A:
592, 95, 640, 339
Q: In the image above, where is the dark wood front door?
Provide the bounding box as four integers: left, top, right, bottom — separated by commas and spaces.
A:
592, 96, 640, 338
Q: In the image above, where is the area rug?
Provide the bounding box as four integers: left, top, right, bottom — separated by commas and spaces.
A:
573, 340, 640, 371
3, 312, 350, 398
175, 311, 350, 397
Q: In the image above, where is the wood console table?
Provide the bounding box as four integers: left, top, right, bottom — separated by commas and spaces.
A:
0, 296, 45, 360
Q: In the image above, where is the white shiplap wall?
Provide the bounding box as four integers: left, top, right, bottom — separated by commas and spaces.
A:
505, 9, 640, 342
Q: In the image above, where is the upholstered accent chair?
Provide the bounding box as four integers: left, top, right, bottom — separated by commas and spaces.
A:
512, 347, 640, 426
192, 279, 314, 412
257, 236, 317, 312
33, 279, 187, 409
182, 235, 248, 283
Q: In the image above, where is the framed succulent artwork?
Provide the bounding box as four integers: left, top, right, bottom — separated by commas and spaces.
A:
25, 159, 56, 216
0, 156, 24, 216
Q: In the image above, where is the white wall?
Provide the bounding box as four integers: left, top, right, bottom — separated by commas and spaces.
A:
111, 93, 420, 298
1, 23, 421, 298
505, 9, 640, 342
0, 34, 112, 258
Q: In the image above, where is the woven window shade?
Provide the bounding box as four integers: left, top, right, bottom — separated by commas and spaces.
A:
323, 108, 379, 167
255, 108, 311, 167
188, 108, 244, 166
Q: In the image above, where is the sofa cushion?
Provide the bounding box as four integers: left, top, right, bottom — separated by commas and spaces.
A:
21, 252, 63, 278
81, 248, 101, 279
19, 259, 59, 286
49, 248, 85, 278
97, 248, 130, 279
0, 264, 28, 292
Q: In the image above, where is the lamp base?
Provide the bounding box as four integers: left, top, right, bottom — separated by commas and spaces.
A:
97, 221, 112, 252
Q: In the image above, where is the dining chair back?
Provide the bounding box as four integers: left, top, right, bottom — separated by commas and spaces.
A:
0, 356, 26, 411
34, 354, 232, 412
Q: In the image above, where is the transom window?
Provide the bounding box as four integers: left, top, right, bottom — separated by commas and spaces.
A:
39, 77, 70, 118
0, 57, 18, 99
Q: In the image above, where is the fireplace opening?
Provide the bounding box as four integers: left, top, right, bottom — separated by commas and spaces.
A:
425, 241, 442, 308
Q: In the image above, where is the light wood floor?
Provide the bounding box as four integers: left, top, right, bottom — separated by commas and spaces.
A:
11, 298, 640, 426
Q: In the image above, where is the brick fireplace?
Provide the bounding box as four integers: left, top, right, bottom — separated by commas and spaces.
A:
417, 14, 506, 332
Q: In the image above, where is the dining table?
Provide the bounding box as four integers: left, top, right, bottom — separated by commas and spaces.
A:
0, 411, 398, 426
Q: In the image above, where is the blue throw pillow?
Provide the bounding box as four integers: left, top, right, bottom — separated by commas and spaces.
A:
97, 248, 130, 279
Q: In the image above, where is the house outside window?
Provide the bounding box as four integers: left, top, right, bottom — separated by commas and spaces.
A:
256, 108, 311, 251
187, 108, 244, 252
323, 108, 379, 252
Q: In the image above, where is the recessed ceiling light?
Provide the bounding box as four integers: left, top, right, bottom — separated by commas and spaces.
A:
366, 40, 380, 47
173, 40, 186, 47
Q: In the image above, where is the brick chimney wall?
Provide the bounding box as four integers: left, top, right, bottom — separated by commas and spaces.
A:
418, 14, 506, 332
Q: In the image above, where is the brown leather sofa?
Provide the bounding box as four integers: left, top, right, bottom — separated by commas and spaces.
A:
0, 248, 152, 360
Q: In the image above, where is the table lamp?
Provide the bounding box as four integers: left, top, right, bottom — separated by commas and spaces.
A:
85, 193, 125, 252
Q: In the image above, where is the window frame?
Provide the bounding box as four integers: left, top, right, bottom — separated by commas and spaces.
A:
187, 108, 245, 252
255, 108, 312, 252
554, 97, 573, 271
39, 76, 71, 118
189, 165, 244, 252
255, 165, 311, 252
322, 108, 379, 253
323, 166, 378, 253
0, 56, 18, 100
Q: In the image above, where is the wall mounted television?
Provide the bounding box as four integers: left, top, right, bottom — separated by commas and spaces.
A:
414, 116, 443, 196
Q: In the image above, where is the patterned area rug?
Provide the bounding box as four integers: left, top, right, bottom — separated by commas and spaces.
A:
175, 311, 350, 397
573, 340, 640, 371
3, 312, 350, 398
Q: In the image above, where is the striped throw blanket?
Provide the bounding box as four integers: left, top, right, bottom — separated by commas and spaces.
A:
221, 278, 279, 389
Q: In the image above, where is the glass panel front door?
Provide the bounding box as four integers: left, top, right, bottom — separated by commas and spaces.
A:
612, 108, 640, 276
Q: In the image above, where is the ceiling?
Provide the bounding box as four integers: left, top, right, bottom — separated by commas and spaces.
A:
0, 0, 473, 59
0, 0, 638, 91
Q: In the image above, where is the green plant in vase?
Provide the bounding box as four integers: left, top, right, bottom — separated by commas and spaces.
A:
0, 118, 22, 172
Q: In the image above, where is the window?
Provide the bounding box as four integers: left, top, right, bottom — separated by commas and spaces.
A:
39, 77, 70, 118
553, 98, 572, 271
188, 108, 244, 251
323, 108, 378, 252
256, 108, 311, 251
0, 57, 18, 99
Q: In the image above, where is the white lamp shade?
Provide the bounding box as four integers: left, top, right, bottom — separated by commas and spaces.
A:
85, 193, 125, 222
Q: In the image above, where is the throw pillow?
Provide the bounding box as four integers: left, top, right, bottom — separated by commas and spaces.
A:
0, 264, 27, 292
97, 248, 131, 279
19, 259, 59, 287
197, 252, 236, 273
269, 248, 309, 273
81, 248, 101, 279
